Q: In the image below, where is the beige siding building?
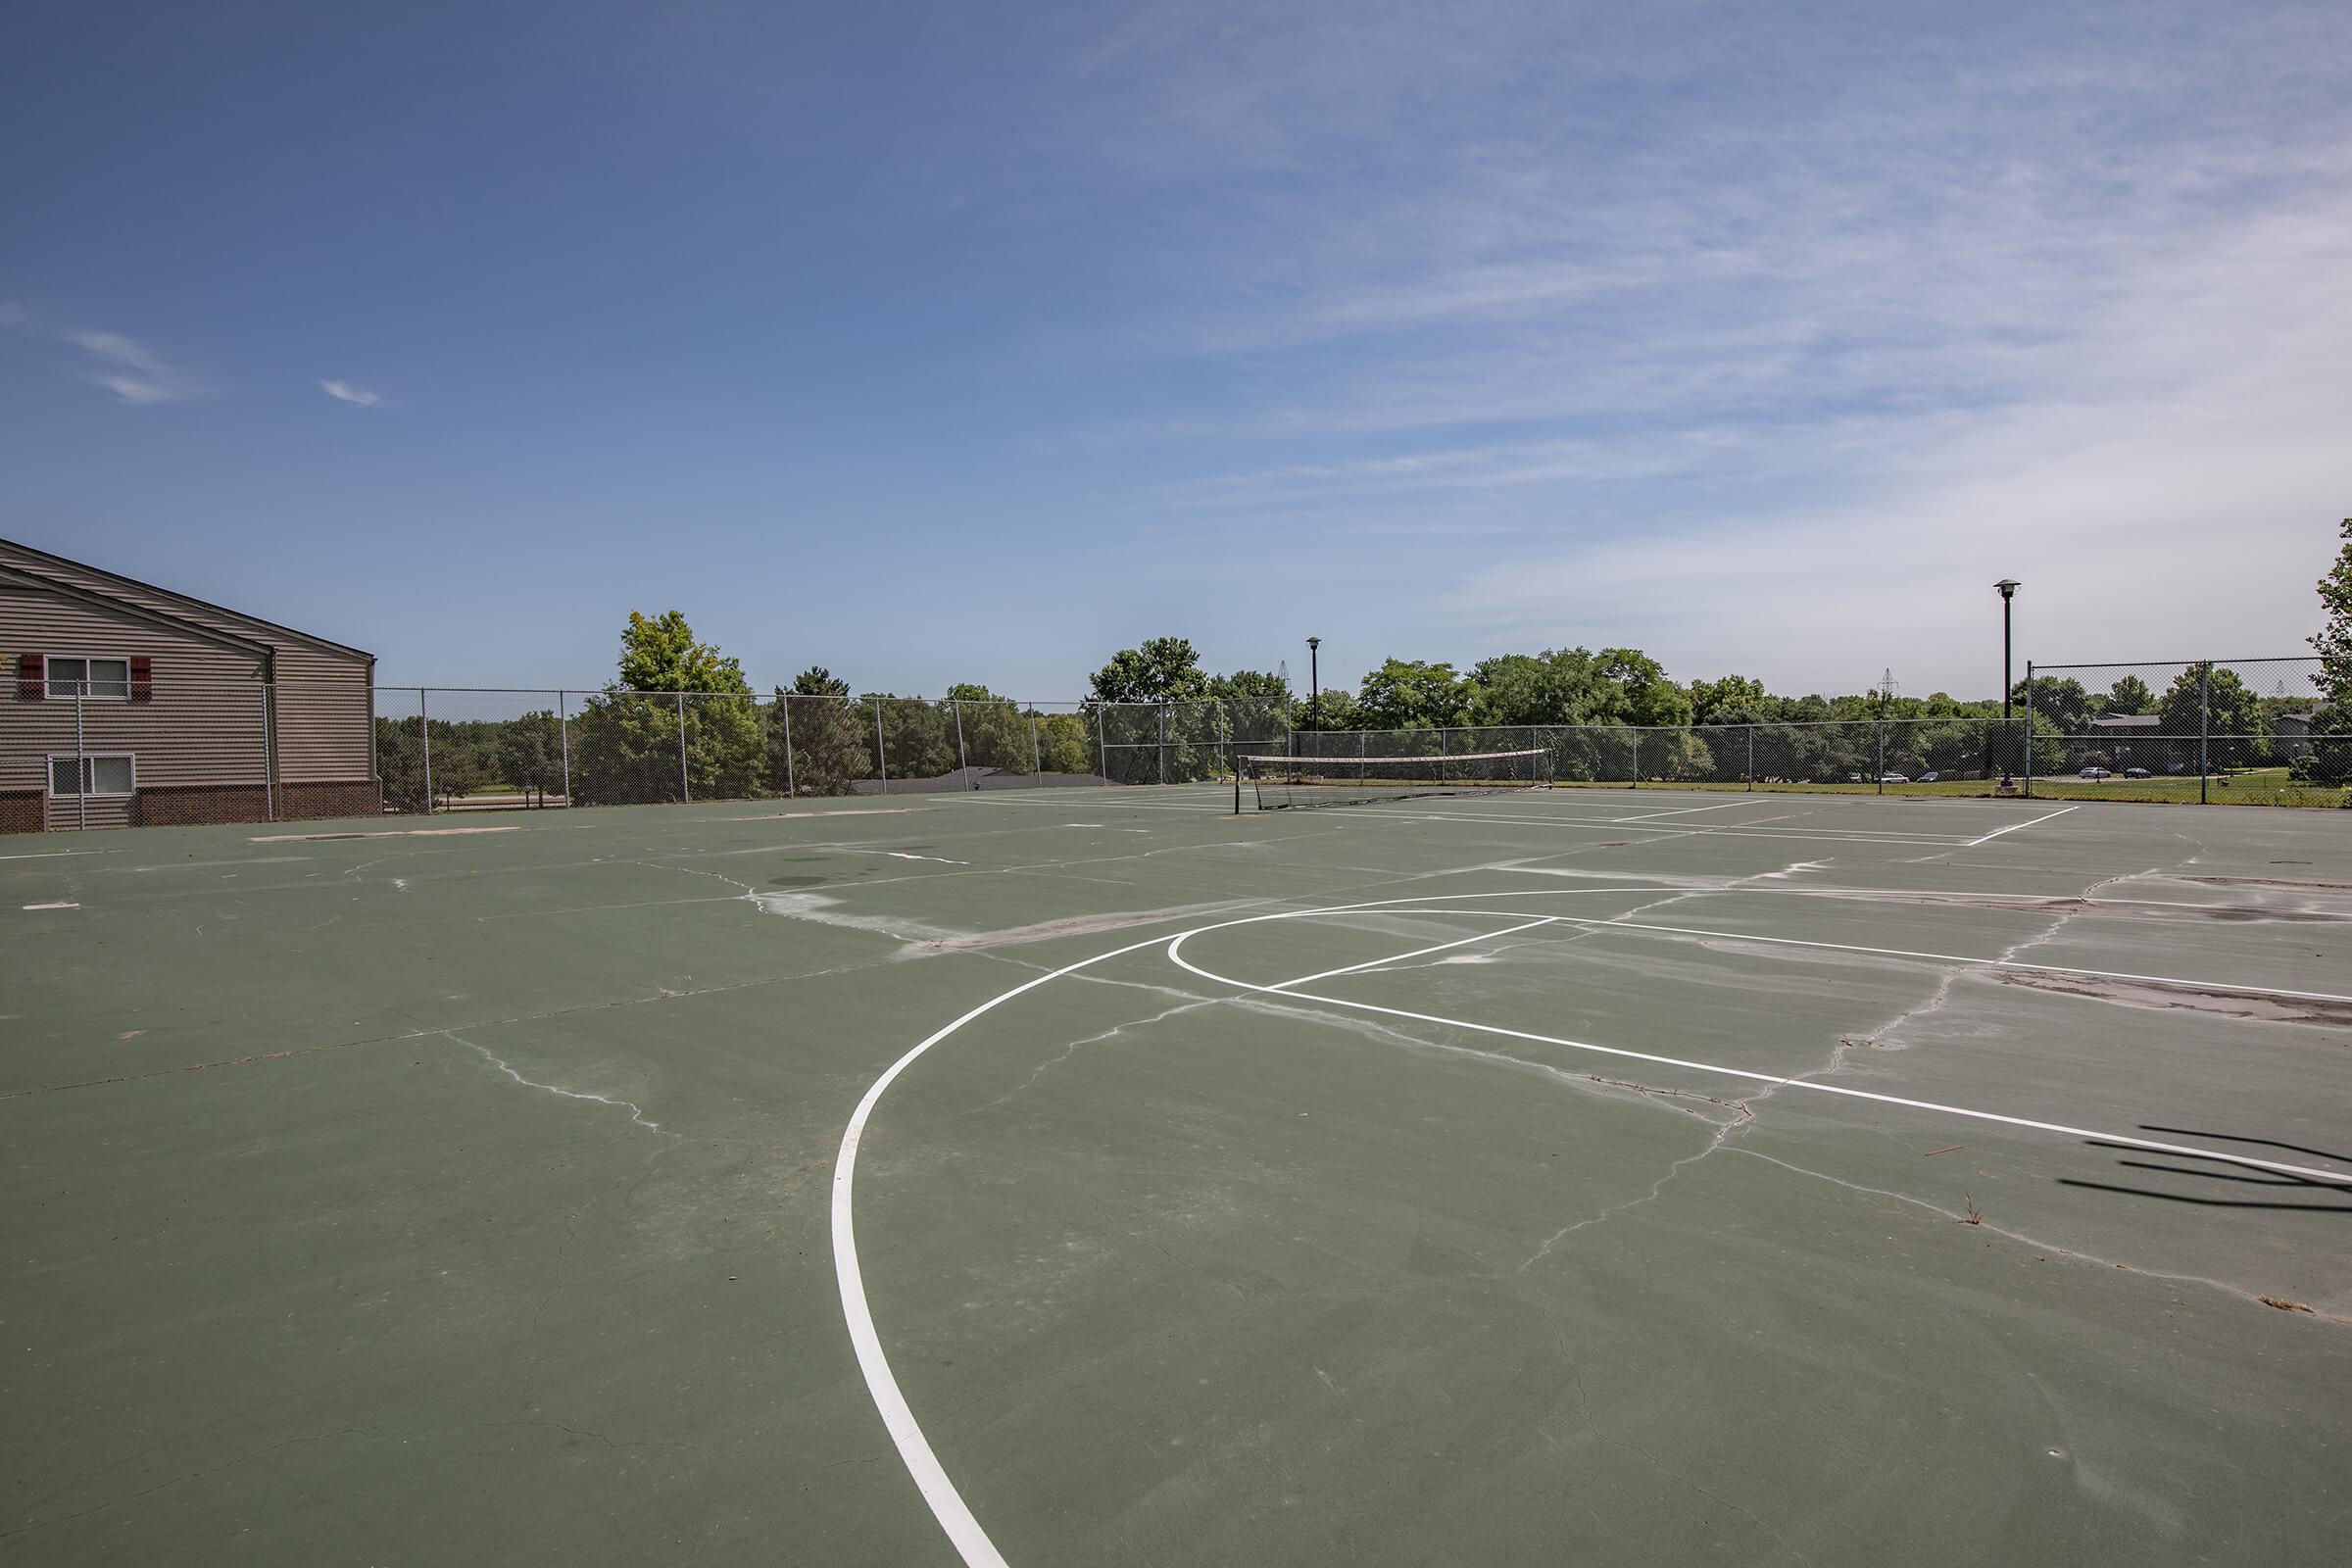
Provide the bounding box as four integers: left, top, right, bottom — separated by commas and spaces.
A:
1, 538, 375, 832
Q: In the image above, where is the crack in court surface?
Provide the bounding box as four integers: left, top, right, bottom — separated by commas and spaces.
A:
834, 881, 2352, 1568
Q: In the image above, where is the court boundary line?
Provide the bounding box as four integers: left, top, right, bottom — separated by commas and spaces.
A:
1965, 805, 2079, 846
832, 882, 2352, 1567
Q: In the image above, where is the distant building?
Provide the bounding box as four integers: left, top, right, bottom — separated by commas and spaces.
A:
2274, 709, 2328, 758
2, 538, 376, 831
2065, 712, 2180, 772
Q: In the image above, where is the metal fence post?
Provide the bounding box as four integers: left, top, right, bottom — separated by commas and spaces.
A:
419, 687, 433, 813
2022, 663, 2034, 799
779, 693, 795, 799
558, 689, 572, 805
1158, 703, 1169, 786
261, 684, 275, 821
875, 699, 889, 795
676, 692, 691, 803
952, 700, 969, 786
2198, 662, 2210, 805
1876, 720, 1886, 794
1096, 706, 1107, 783
1630, 728, 1639, 788
74, 689, 87, 831
1029, 709, 1041, 777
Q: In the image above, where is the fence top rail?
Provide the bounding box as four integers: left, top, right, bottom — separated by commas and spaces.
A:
2031, 657, 2321, 671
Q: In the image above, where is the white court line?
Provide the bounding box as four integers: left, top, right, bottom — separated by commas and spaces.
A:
1348, 804, 1974, 847
1373, 906, 2352, 1007
834, 933, 1174, 1568
1265, 915, 1561, 993
834, 883, 2352, 1565
1610, 799, 1768, 822
0, 848, 118, 860
1160, 910, 2352, 1187
1965, 806, 2079, 847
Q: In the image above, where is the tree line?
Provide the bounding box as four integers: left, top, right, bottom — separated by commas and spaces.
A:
378, 519, 2352, 807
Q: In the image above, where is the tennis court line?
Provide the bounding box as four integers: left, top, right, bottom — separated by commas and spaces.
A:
1264, 915, 1563, 993
1965, 806, 2079, 846
1372, 906, 2352, 1007
835, 884, 2352, 1566
1162, 910, 2352, 1185
1610, 799, 1769, 822
1348, 804, 1975, 846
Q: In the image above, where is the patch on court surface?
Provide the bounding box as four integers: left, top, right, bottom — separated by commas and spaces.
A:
6, 786, 2348, 1565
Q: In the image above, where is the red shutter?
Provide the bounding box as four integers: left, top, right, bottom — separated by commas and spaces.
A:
130, 656, 154, 703
17, 654, 40, 701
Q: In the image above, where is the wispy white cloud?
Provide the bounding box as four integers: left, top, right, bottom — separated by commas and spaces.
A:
60, 327, 204, 405
1014, 3, 2352, 690
319, 378, 394, 409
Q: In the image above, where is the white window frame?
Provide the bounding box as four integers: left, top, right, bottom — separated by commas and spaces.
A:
47, 754, 137, 797
45, 653, 133, 701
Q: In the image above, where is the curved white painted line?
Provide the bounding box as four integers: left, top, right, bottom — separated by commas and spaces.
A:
834, 884, 2352, 1563
1164, 920, 2352, 1188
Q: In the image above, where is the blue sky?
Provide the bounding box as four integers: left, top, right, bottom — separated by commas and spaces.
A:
4, 2, 2347, 698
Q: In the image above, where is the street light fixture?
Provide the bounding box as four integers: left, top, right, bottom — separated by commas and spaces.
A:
1995, 580, 2021, 787
1306, 637, 1321, 733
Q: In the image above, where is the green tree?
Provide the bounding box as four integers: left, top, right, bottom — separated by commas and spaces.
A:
1688, 674, 1769, 726
573, 612, 763, 805
772, 668, 871, 796
862, 693, 954, 780
2314, 517, 2352, 730
2012, 675, 2093, 733
496, 710, 564, 805
945, 683, 1032, 774
2159, 664, 2270, 746
2104, 675, 2154, 715
1035, 711, 1095, 774
1355, 659, 1471, 730
1090, 637, 1206, 704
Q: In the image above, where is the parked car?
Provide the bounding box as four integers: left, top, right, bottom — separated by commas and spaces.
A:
2123, 766, 2152, 778
1877, 772, 1909, 783
1916, 771, 1940, 783
2080, 766, 2111, 780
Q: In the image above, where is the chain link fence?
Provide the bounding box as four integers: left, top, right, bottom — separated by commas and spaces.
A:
10, 660, 2340, 832
3, 678, 278, 832
2022, 658, 2342, 806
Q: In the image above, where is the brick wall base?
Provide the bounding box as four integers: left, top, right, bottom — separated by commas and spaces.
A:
135, 784, 270, 826
279, 780, 383, 821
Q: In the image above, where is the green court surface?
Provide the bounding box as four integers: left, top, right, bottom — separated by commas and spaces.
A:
5, 787, 2349, 1565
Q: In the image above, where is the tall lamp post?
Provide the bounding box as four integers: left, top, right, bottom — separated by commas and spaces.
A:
1306, 637, 1321, 733
1995, 579, 2021, 787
